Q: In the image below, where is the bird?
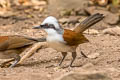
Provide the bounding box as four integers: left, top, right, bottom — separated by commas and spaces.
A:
33, 13, 104, 67
0, 35, 46, 68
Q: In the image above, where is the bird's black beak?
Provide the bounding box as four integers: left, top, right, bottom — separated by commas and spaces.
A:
33, 25, 41, 29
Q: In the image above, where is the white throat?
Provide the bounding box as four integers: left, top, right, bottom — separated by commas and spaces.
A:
45, 29, 65, 43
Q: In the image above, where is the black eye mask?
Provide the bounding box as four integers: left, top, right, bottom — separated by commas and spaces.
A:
49, 24, 56, 29
41, 23, 63, 34
41, 24, 56, 30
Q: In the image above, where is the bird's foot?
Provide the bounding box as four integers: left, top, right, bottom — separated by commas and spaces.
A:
0, 62, 12, 68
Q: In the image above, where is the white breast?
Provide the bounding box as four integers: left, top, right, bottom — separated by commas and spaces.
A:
45, 28, 66, 43
47, 33, 65, 43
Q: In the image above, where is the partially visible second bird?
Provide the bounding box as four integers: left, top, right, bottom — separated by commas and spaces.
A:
0, 35, 46, 68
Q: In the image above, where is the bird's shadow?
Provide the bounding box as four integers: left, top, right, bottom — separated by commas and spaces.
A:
16, 58, 83, 68
17, 58, 61, 67
17, 60, 51, 67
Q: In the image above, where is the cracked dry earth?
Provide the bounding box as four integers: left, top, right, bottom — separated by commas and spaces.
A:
0, 9, 120, 80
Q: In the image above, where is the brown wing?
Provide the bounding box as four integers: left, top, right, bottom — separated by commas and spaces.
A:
63, 29, 89, 46
0, 35, 37, 50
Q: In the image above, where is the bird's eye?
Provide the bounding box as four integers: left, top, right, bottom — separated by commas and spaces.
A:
43, 23, 49, 28
45, 23, 48, 26
44, 23, 55, 29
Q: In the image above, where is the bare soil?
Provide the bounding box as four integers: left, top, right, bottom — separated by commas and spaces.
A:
0, 5, 120, 80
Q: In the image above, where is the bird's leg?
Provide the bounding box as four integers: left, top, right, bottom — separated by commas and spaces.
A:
70, 52, 77, 67
9, 54, 21, 68
59, 52, 67, 66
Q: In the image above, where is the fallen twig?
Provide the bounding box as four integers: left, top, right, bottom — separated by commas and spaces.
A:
18, 42, 47, 64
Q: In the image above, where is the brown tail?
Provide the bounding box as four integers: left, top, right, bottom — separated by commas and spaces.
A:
73, 13, 104, 33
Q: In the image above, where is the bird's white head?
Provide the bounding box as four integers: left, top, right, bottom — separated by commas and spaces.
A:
40, 16, 63, 35
33, 16, 65, 42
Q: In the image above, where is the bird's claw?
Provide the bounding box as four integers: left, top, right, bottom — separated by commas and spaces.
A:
0, 62, 12, 68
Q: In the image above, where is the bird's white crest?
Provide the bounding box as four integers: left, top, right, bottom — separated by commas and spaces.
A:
41, 16, 60, 29
41, 16, 65, 43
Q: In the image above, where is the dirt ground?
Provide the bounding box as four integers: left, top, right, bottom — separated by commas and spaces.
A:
0, 3, 120, 80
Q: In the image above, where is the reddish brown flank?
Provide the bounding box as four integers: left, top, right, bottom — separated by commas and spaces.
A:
63, 29, 89, 46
